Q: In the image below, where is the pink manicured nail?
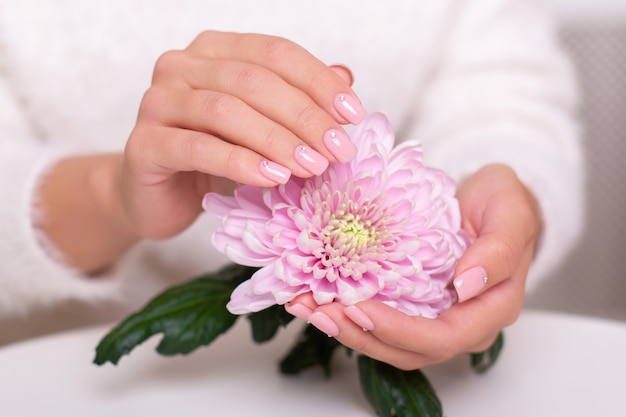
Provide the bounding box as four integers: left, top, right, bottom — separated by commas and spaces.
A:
294, 145, 329, 175
333, 93, 366, 124
285, 303, 313, 321
344, 305, 375, 331
259, 160, 291, 184
309, 312, 339, 337
453, 266, 488, 303
323, 129, 357, 163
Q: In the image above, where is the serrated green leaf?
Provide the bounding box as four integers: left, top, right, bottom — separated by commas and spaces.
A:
246, 304, 294, 344
357, 355, 442, 417
93, 264, 257, 366
279, 324, 341, 377
471, 331, 504, 373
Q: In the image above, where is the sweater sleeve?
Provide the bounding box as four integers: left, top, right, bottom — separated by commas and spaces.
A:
408, 0, 584, 291
0, 73, 129, 315
0, 80, 230, 317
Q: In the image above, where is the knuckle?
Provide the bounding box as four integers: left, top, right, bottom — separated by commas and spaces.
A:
489, 238, 519, 276
182, 132, 207, 165
233, 64, 271, 95
293, 103, 324, 133
347, 337, 374, 357
257, 35, 297, 61
202, 92, 237, 122
473, 337, 496, 353
138, 87, 167, 123
260, 123, 285, 150
125, 126, 149, 161
519, 194, 542, 239
192, 30, 218, 46
306, 67, 334, 93
434, 340, 457, 363
153, 50, 186, 78
221, 146, 246, 177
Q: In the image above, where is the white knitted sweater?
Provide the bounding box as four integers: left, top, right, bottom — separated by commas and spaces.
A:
0, 0, 583, 328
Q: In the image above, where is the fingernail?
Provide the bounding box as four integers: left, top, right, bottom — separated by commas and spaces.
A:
309, 311, 339, 337
284, 303, 313, 321
323, 129, 357, 163
453, 266, 488, 303
344, 305, 375, 331
333, 93, 366, 124
259, 160, 291, 184
294, 145, 329, 175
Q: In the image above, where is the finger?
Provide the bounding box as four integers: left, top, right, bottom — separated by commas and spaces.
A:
286, 296, 497, 370
127, 124, 290, 187
151, 54, 358, 170
330, 64, 354, 86
284, 292, 318, 320
453, 183, 540, 302
329, 303, 503, 370
452, 220, 534, 303
344, 259, 526, 355
312, 302, 434, 370
154, 86, 329, 178
468, 330, 501, 353
185, 31, 367, 124
286, 290, 519, 370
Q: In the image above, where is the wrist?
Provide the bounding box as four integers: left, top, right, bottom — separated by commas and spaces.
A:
89, 153, 141, 247
35, 153, 140, 274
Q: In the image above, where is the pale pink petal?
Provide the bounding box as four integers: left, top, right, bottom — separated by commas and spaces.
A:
227, 279, 278, 314
223, 243, 276, 267
202, 193, 240, 217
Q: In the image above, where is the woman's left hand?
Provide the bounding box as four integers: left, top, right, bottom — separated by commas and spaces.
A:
285, 164, 542, 370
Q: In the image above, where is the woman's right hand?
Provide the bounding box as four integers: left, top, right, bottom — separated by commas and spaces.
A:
121, 31, 364, 241
34, 31, 363, 275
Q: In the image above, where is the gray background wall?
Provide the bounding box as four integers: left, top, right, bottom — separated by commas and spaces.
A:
526, 0, 626, 321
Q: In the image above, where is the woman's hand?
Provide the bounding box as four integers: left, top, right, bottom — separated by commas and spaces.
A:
36, 31, 362, 274
285, 164, 542, 370
121, 31, 363, 241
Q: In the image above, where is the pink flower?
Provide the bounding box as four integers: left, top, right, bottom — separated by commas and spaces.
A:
203, 112, 470, 318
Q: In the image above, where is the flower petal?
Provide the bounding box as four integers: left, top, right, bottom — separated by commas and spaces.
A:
227, 278, 278, 314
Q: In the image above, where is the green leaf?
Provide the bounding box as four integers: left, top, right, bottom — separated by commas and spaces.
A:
93, 264, 257, 366
471, 331, 505, 373
279, 324, 342, 377
357, 355, 442, 417
246, 304, 294, 344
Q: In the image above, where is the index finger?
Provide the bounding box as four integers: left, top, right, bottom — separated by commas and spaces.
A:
185, 31, 366, 124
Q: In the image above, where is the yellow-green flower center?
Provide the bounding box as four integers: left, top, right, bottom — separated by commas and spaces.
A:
326, 213, 379, 253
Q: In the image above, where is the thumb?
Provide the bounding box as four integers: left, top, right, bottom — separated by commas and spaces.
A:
451, 165, 541, 303
452, 231, 524, 302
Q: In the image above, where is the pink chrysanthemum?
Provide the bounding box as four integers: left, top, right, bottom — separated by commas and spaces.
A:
203, 112, 470, 318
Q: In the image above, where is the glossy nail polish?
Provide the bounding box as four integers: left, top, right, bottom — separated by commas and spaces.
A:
309, 312, 339, 337
284, 303, 313, 321
333, 93, 367, 124
344, 305, 375, 331
323, 129, 357, 163
259, 160, 291, 184
294, 145, 329, 175
453, 266, 488, 303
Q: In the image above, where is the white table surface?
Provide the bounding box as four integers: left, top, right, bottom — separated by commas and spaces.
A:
1, 309, 624, 416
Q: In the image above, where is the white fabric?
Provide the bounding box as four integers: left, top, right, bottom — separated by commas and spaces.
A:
0, 1, 583, 329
